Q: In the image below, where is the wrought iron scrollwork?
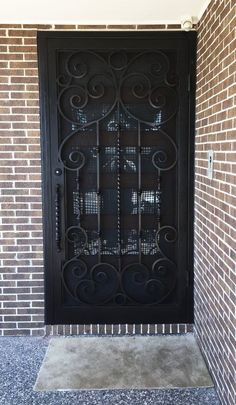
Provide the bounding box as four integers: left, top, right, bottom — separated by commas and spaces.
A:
76, 263, 119, 304
58, 132, 86, 171
120, 226, 177, 305
59, 48, 179, 306
66, 226, 88, 253
119, 51, 178, 126
151, 129, 177, 171
57, 51, 117, 126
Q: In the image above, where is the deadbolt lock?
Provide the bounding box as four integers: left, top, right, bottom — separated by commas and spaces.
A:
55, 168, 62, 176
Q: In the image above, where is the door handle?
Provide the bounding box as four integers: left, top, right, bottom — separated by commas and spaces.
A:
55, 184, 61, 252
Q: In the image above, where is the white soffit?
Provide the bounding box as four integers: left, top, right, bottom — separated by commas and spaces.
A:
0, 0, 212, 24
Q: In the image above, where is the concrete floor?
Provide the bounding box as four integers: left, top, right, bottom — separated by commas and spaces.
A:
0, 336, 221, 405
35, 335, 213, 391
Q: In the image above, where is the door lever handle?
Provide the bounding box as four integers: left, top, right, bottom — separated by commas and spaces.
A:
55, 184, 61, 252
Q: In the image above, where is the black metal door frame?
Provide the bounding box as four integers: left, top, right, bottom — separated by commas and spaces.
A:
38, 31, 196, 325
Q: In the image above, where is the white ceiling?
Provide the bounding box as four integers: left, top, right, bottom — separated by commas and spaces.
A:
0, 0, 211, 24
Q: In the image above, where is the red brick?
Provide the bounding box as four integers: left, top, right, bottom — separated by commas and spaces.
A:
8, 30, 36, 37
195, 2, 236, 405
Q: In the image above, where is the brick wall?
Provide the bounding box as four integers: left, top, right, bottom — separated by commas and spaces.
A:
194, 1, 236, 405
0, 24, 44, 336
0, 23, 194, 337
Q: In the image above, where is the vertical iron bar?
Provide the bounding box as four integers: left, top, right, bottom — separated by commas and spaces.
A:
138, 121, 142, 263
96, 121, 101, 263
117, 102, 121, 270
75, 168, 81, 255
157, 168, 161, 245
76, 169, 80, 226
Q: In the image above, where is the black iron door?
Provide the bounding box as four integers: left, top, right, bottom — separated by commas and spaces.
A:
38, 32, 196, 324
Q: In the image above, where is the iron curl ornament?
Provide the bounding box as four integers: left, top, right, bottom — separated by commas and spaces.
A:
62, 223, 178, 305
59, 48, 179, 306
57, 51, 117, 126
119, 51, 178, 126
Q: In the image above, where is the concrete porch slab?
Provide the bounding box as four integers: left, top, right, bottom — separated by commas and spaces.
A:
34, 334, 213, 391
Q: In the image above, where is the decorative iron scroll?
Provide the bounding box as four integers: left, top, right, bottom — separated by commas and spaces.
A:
59, 49, 178, 305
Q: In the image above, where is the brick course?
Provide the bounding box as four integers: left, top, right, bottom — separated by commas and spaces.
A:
195, 1, 236, 405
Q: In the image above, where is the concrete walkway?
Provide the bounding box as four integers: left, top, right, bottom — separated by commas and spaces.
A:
0, 336, 221, 405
